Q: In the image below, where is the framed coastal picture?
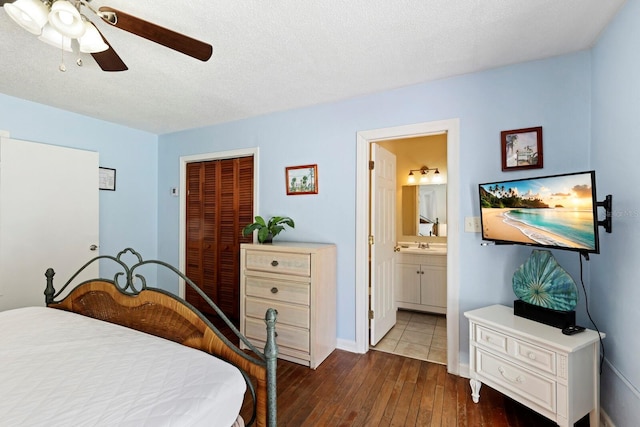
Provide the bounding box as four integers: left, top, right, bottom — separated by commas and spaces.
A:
286, 164, 318, 195
501, 126, 543, 171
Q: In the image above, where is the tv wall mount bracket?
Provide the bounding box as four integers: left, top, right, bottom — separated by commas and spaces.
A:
597, 194, 613, 234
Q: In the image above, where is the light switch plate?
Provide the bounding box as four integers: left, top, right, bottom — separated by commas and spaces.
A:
464, 216, 482, 233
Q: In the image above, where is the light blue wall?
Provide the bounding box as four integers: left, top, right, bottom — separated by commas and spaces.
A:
5, 22, 632, 421
591, 0, 640, 424
0, 94, 159, 281
158, 52, 592, 354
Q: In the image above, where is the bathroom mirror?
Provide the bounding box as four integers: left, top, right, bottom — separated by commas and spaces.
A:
402, 184, 447, 236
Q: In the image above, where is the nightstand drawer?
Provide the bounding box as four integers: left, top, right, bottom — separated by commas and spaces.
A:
475, 324, 509, 355
246, 317, 309, 353
245, 250, 311, 276
245, 276, 310, 305
511, 339, 556, 375
246, 297, 310, 329
474, 325, 556, 375
476, 349, 556, 414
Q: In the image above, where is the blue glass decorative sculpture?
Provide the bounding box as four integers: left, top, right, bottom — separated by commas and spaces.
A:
512, 249, 578, 311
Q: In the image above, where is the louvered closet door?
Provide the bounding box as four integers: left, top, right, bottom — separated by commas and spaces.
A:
185, 156, 253, 320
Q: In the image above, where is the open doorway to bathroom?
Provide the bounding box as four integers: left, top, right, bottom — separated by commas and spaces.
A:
369, 134, 448, 365
355, 119, 460, 375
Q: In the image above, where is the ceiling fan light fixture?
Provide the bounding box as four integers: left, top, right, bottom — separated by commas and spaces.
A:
4, 0, 49, 35
48, 0, 85, 38
38, 23, 73, 52
78, 21, 108, 53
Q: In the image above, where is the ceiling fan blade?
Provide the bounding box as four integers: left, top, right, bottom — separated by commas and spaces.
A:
98, 7, 213, 62
91, 26, 128, 72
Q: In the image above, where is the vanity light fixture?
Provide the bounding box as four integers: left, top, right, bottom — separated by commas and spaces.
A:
407, 165, 439, 184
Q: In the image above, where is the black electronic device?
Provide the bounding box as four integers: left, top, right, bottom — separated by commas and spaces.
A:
562, 325, 586, 335
478, 171, 612, 255
514, 299, 575, 329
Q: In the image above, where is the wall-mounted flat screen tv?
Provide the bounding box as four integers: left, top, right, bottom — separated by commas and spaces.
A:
479, 171, 600, 254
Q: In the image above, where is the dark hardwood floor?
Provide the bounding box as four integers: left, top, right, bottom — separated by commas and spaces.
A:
207, 315, 590, 426
239, 349, 590, 426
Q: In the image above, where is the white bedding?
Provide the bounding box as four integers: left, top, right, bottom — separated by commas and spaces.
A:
0, 307, 246, 427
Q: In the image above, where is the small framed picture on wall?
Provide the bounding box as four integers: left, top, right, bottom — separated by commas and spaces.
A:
501, 126, 543, 171
285, 164, 318, 195
99, 167, 116, 191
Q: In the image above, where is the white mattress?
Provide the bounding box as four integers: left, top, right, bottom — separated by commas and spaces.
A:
0, 306, 246, 427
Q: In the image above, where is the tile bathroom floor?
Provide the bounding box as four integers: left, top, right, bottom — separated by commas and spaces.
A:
370, 309, 447, 365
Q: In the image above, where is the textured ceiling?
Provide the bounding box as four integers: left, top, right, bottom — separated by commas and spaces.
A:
0, 0, 626, 134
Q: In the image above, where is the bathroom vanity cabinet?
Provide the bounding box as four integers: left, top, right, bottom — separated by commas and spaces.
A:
395, 252, 446, 314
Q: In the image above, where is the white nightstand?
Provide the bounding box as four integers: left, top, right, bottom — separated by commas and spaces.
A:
465, 304, 604, 427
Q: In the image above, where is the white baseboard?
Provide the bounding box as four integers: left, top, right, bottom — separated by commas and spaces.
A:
458, 363, 470, 379
336, 338, 361, 353
600, 408, 615, 427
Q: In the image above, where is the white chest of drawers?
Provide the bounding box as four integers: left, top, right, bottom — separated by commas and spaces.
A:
240, 242, 336, 369
465, 305, 604, 427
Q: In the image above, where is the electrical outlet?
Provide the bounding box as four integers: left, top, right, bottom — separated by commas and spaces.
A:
464, 216, 482, 233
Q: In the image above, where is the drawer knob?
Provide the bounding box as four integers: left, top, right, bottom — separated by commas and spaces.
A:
527, 352, 536, 360
498, 367, 524, 384
271, 260, 279, 267
270, 287, 279, 294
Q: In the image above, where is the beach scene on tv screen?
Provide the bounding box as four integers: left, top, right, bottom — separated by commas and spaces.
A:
480, 173, 596, 250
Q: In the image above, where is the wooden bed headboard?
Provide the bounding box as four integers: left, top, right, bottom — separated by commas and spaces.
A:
44, 248, 277, 427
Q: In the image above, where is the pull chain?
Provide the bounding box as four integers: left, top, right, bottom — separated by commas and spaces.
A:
59, 37, 66, 72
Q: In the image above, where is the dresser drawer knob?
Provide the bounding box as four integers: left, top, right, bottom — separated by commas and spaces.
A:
270, 287, 279, 294
271, 260, 279, 267
527, 352, 536, 360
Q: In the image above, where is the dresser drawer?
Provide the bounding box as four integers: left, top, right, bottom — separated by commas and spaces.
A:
245, 276, 310, 305
475, 324, 509, 355
476, 349, 556, 414
245, 317, 310, 353
511, 339, 556, 375
474, 324, 556, 376
245, 250, 311, 277
246, 297, 310, 329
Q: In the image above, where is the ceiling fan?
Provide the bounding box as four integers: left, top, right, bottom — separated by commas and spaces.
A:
1, 0, 213, 71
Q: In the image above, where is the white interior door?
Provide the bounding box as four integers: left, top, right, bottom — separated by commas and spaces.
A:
370, 143, 396, 345
0, 137, 99, 310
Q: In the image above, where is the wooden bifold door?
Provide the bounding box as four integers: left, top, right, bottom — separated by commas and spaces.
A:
185, 156, 253, 321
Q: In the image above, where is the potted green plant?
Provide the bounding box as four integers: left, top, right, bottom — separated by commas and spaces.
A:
242, 215, 295, 243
